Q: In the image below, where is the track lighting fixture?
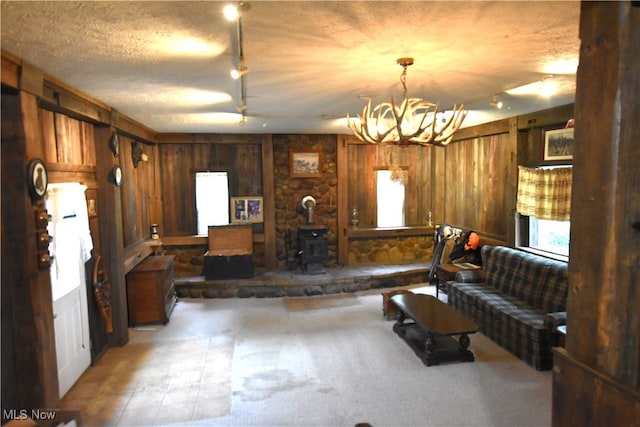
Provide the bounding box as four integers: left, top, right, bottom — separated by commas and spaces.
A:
230, 65, 249, 80
223, 2, 251, 127
490, 94, 503, 109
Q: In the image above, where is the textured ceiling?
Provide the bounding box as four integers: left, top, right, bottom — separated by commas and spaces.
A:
1, 1, 581, 135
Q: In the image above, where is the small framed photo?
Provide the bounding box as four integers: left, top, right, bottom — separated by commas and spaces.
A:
27, 158, 48, 200
231, 196, 263, 223
544, 128, 574, 161
290, 149, 322, 178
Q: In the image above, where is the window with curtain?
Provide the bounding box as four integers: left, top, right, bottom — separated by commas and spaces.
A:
516, 166, 572, 258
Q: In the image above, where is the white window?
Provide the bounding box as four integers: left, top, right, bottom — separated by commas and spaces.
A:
195, 172, 229, 234
528, 217, 570, 257
376, 169, 405, 227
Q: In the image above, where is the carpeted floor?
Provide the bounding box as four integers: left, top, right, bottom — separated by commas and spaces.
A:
283, 294, 361, 312
61, 284, 552, 426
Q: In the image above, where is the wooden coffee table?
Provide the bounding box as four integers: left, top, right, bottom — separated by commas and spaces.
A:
390, 293, 479, 366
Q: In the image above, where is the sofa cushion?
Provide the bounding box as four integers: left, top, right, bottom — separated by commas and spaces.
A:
483, 246, 568, 312
538, 261, 569, 313
508, 253, 551, 308
472, 291, 553, 370
482, 246, 522, 295
447, 281, 502, 322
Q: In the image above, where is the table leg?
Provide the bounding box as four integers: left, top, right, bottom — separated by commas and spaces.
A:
425, 333, 435, 351
459, 334, 470, 349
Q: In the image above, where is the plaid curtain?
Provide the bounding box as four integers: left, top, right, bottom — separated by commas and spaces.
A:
516, 166, 572, 221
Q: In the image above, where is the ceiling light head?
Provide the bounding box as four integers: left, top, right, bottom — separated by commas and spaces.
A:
539, 76, 557, 98
490, 94, 503, 109
230, 65, 249, 80
223, 2, 251, 21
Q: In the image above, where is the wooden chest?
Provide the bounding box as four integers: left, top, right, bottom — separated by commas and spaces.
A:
204, 224, 254, 279
126, 255, 176, 326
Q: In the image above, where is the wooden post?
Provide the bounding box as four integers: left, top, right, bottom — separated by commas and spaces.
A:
94, 126, 128, 347
261, 134, 277, 268
552, 2, 640, 425
336, 135, 349, 265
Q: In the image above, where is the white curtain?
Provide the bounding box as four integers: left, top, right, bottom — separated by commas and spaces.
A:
46, 183, 94, 301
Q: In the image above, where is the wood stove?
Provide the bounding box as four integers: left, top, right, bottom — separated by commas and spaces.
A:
298, 225, 328, 274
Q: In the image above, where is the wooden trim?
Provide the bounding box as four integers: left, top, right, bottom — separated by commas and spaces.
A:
451, 118, 511, 142
348, 226, 434, 239
1, 51, 20, 89
517, 103, 574, 130
157, 133, 263, 144
123, 240, 155, 274
161, 233, 265, 246
161, 235, 207, 246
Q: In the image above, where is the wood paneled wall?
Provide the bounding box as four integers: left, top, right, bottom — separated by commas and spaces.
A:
346, 130, 516, 241
347, 144, 433, 227
119, 135, 159, 247
159, 141, 263, 236
440, 132, 514, 239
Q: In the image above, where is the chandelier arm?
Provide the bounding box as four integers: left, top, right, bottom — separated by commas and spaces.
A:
432, 107, 467, 140
409, 100, 433, 139
375, 103, 398, 143
347, 58, 467, 146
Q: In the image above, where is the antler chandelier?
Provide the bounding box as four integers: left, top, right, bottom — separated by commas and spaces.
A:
348, 58, 467, 146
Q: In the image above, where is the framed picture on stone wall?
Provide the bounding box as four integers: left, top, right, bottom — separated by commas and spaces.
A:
290, 149, 322, 178
231, 196, 263, 223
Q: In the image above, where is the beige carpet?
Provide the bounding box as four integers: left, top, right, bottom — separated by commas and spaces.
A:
283, 293, 361, 312
62, 286, 552, 426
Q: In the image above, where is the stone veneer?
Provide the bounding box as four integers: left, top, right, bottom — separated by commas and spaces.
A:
174, 264, 430, 298
273, 135, 338, 268
162, 135, 435, 277
348, 235, 433, 265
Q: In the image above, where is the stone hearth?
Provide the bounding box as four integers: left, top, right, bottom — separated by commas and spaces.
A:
174, 263, 429, 298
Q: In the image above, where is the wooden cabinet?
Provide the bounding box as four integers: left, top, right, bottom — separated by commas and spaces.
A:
126, 255, 176, 326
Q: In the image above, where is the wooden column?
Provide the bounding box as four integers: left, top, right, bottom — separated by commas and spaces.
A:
336, 135, 349, 265
1, 90, 60, 409
261, 134, 276, 268
552, 2, 640, 425
94, 126, 128, 347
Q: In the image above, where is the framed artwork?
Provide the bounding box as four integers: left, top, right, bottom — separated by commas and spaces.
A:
27, 158, 48, 200
544, 128, 574, 161
290, 149, 322, 178
231, 196, 264, 223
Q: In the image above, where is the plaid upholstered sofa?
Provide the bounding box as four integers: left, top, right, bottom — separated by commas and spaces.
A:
447, 245, 568, 370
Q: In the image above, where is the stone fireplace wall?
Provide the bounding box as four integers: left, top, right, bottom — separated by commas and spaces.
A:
273, 135, 338, 268
349, 236, 433, 265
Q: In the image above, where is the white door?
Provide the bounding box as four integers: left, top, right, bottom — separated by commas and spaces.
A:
46, 183, 93, 397
52, 283, 91, 397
